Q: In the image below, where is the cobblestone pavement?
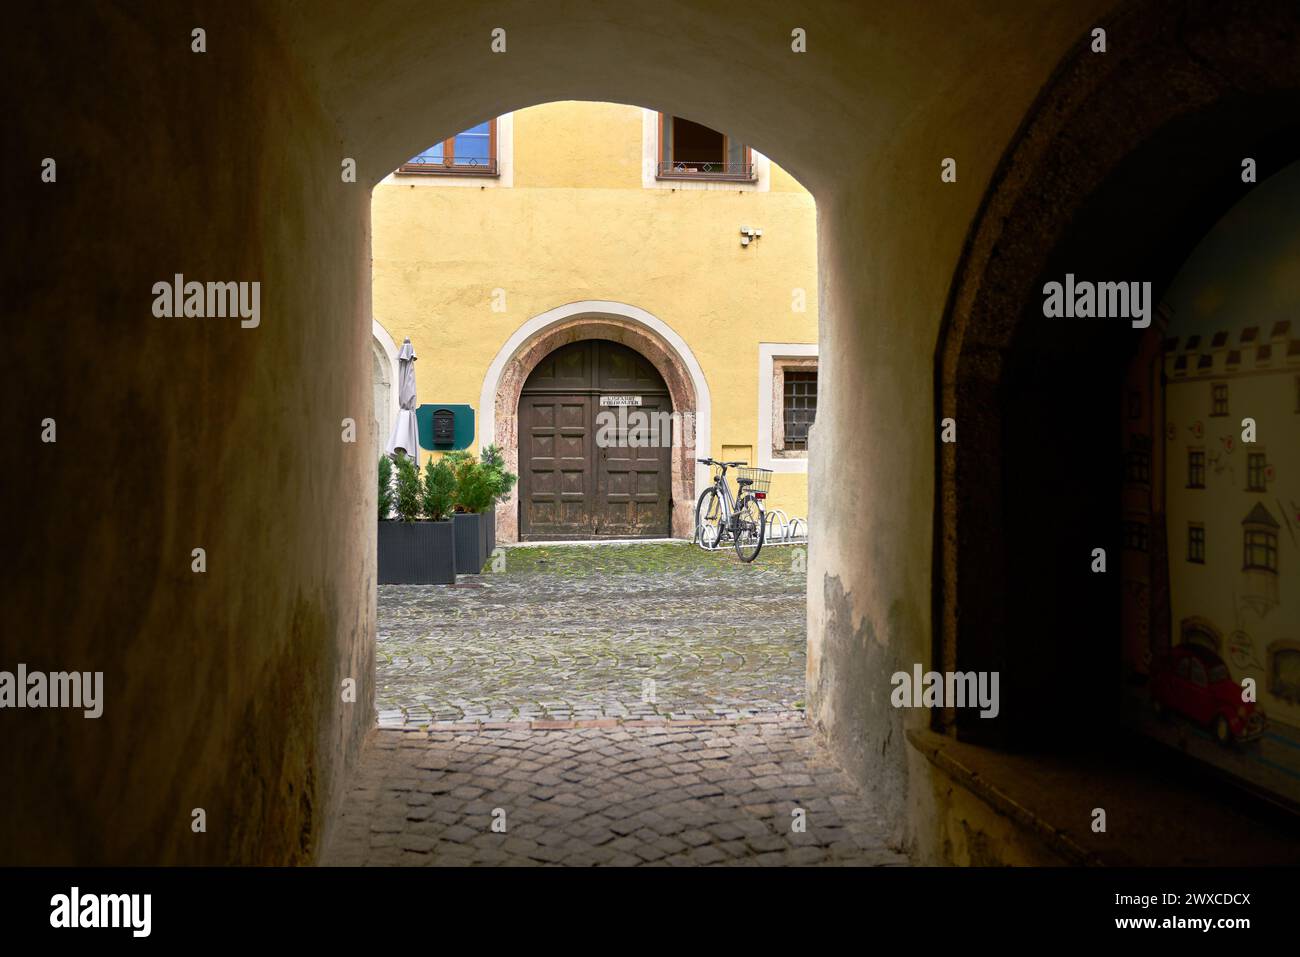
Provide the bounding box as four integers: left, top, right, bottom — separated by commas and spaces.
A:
376, 541, 806, 726
322, 718, 907, 866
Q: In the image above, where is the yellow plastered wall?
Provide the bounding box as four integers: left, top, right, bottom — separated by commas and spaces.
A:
372, 100, 818, 524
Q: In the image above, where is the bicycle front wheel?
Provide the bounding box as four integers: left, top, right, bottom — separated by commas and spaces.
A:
695, 487, 724, 550
733, 495, 765, 563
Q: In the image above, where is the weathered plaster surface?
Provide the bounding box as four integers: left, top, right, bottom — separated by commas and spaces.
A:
4, 2, 374, 864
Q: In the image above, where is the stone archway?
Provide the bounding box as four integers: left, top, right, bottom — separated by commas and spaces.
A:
371, 319, 399, 452
934, 0, 1300, 745
479, 301, 711, 543
12, 0, 1136, 865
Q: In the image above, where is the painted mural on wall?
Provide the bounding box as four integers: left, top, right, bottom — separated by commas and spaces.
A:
1122, 159, 1300, 808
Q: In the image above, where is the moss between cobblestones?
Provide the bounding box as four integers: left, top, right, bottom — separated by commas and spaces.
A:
494, 541, 801, 577
376, 540, 809, 725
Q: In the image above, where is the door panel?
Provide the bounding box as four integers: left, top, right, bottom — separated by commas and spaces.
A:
596, 396, 671, 537
519, 395, 592, 539
522, 340, 593, 392
597, 343, 666, 393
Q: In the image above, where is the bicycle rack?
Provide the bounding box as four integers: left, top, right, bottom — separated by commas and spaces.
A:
695, 508, 809, 551
763, 510, 809, 547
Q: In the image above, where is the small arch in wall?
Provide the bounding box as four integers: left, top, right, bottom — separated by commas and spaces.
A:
372, 319, 401, 453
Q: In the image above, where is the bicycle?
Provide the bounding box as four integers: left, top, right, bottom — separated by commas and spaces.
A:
694, 457, 771, 562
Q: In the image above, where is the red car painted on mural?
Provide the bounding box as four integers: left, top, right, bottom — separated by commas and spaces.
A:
1151, 644, 1265, 745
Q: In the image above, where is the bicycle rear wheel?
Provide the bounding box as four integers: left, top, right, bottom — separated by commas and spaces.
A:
733, 495, 765, 562
695, 487, 724, 550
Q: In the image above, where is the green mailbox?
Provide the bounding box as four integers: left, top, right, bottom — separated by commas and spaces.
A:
416, 404, 474, 451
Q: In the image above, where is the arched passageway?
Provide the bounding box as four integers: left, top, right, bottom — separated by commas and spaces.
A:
21, 0, 1300, 866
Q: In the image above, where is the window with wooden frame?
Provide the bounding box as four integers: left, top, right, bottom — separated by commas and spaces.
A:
399, 119, 498, 175
1187, 523, 1205, 564
656, 114, 755, 182
1187, 449, 1205, 488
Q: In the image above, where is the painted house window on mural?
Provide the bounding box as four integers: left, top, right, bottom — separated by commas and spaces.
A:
1123, 520, 1149, 552
1125, 436, 1151, 486
1247, 452, 1268, 491
1242, 510, 1279, 574
1211, 382, 1229, 416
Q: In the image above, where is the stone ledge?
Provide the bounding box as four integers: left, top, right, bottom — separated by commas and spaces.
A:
907, 728, 1101, 865
907, 728, 1300, 866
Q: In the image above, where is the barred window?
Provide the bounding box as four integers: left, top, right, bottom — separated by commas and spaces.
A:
1188, 449, 1205, 488
782, 371, 818, 451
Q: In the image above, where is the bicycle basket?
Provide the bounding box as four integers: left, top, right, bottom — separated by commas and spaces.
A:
734, 466, 773, 495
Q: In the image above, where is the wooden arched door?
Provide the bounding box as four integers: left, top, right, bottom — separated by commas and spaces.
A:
517, 339, 672, 540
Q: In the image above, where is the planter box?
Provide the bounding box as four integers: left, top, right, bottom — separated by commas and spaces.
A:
377, 520, 456, 584
481, 509, 496, 565
453, 512, 486, 575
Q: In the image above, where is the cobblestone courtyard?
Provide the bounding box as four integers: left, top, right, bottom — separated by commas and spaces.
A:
322, 719, 907, 866
375, 541, 807, 726
328, 541, 906, 865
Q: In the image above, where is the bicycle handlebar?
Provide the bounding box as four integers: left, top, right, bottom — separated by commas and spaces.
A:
697, 458, 748, 467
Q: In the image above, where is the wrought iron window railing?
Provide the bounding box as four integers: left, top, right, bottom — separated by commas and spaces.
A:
656, 160, 755, 181
398, 156, 499, 175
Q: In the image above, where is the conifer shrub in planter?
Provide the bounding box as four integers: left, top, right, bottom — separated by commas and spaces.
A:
443, 450, 516, 574
480, 444, 517, 556
376, 452, 457, 584
378, 454, 394, 521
